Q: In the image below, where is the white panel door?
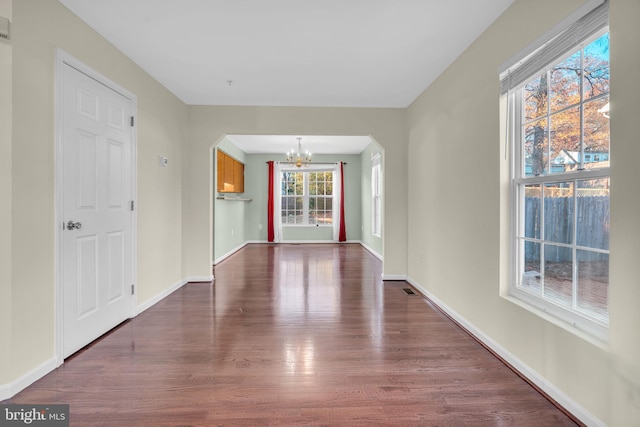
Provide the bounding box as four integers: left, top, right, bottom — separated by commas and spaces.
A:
62, 63, 134, 358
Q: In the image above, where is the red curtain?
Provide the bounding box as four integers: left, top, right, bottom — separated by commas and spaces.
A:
267, 161, 275, 242
339, 162, 347, 242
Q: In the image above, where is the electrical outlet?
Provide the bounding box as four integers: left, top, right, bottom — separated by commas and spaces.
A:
258, 224, 262, 230
231, 229, 234, 236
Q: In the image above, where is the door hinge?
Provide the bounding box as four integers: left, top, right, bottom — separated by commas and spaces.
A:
130, 116, 134, 127
131, 284, 135, 295
131, 200, 135, 211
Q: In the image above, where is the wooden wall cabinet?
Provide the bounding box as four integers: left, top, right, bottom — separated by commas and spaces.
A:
217, 150, 244, 193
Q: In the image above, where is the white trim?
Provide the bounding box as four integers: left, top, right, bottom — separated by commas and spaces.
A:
505, 21, 611, 341
359, 241, 382, 261
513, 167, 609, 185
54, 49, 138, 366
279, 162, 339, 172
278, 239, 359, 244
135, 277, 213, 316
282, 224, 333, 228
185, 276, 215, 283
135, 279, 190, 315
273, 161, 283, 242
0, 382, 7, 401
371, 152, 382, 238
502, 293, 609, 350
134, 275, 214, 317
277, 165, 339, 233
497, 0, 605, 75
1, 273, 212, 400
216, 239, 366, 246
406, 276, 606, 427
213, 241, 378, 266
0, 357, 57, 401
214, 242, 249, 265
382, 274, 407, 281
135, 276, 214, 317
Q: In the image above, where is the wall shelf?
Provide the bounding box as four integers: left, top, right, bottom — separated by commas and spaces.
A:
216, 196, 252, 202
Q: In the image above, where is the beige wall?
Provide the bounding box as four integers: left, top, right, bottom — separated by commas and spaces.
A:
0, 0, 12, 386
186, 106, 407, 279
407, 0, 639, 425
6, 0, 188, 385
609, 0, 640, 425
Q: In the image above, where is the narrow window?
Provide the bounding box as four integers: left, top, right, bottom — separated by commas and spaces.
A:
371, 153, 382, 237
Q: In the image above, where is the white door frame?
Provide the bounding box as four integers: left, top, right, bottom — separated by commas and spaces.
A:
54, 49, 138, 366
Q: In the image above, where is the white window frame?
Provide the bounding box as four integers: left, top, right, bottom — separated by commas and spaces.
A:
371, 152, 382, 237
281, 169, 334, 226
501, 1, 610, 342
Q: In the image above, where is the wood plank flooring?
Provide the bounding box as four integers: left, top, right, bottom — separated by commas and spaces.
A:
4, 243, 579, 426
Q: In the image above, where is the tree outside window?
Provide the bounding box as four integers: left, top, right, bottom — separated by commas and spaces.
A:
511, 27, 610, 338
281, 171, 333, 225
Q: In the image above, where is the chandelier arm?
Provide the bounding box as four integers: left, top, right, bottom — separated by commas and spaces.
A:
285, 137, 312, 167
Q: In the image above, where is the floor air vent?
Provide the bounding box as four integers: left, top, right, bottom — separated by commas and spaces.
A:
403, 288, 416, 295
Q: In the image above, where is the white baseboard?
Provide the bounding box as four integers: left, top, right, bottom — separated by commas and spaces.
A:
405, 276, 606, 427
359, 241, 382, 260
214, 240, 368, 266
136, 278, 190, 315
185, 275, 215, 283
1, 274, 214, 401
136, 275, 213, 315
221, 240, 383, 262
0, 357, 57, 402
382, 274, 407, 281
277, 239, 360, 244
0, 382, 8, 401
214, 242, 249, 265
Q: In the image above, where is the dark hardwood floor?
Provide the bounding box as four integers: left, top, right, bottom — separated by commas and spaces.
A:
5, 243, 578, 426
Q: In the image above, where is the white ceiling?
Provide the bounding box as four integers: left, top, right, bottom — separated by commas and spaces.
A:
226, 135, 373, 155
58, 0, 514, 108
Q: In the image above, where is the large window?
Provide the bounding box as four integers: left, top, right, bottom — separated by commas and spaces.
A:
281, 171, 334, 225
503, 3, 609, 339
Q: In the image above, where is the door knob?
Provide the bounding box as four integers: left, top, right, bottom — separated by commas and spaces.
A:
66, 220, 82, 230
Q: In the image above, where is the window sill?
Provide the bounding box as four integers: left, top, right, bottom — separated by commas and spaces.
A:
282, 224, 333, 228
501, 291, 610, 351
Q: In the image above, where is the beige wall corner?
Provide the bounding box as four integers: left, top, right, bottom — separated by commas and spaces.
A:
608, 0, 640, 425
0, 10, 12, 386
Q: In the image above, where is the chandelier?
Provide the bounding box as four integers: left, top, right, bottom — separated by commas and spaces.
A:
286, 137, 312, 167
